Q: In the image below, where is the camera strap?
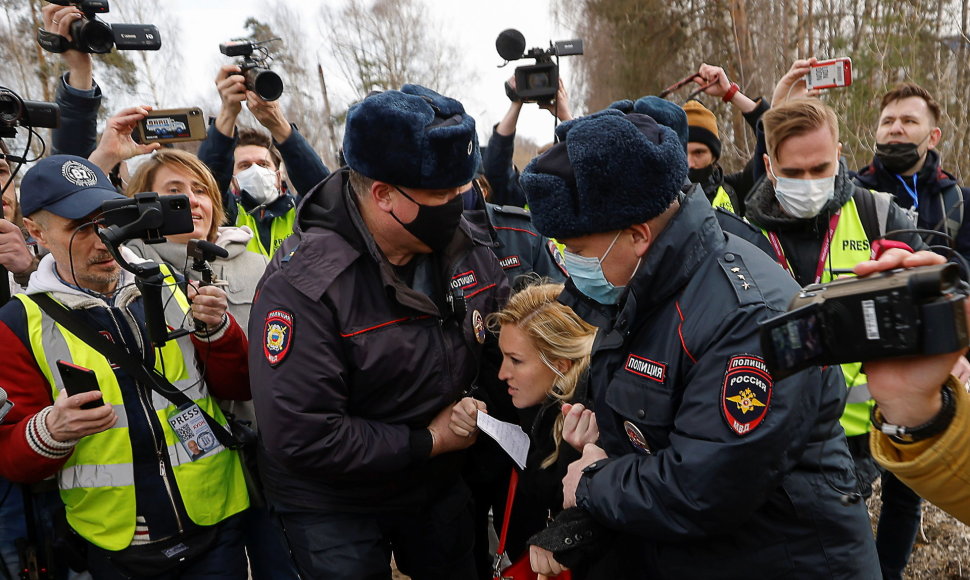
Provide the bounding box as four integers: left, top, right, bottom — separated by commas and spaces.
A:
35, 29, 69, 54
30, 293, 242, 450
767, 210, 841, 284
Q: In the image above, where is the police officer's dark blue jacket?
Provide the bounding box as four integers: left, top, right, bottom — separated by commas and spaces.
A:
248, 167, 510, 512
560, 188, 879, 578
462, 193, 567, 288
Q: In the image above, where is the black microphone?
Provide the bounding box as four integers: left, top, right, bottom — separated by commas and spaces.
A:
496, 28, 526, 61
0, 386, 13, 423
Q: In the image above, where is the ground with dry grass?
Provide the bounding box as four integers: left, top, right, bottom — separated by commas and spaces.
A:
867, 479, 970, 579
392, 479, 970, 579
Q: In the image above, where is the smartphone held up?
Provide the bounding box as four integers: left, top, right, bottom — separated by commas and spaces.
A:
805, 57, 852, 91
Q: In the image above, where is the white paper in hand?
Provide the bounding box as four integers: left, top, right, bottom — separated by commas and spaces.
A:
476, 411, 530, 470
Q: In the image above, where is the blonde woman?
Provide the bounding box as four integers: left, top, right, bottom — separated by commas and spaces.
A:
450, 283, 598, 578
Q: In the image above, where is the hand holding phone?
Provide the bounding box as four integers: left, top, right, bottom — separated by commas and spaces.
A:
134, 107, 206, 144
56, 360, 104, 410
805, 58, 853, 91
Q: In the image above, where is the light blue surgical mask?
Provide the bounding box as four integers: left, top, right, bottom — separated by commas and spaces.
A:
564, 231, 626, 305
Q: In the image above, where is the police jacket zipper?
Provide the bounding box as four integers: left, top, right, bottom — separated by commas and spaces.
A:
116, 305, 185, 534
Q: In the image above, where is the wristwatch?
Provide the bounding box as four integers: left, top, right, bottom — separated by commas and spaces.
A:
870, 383, 956, 444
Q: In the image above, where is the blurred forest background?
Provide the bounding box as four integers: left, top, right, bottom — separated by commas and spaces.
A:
2, 0, 969, 178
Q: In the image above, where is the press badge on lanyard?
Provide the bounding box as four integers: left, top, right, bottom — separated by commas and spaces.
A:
167, 403, 222, 461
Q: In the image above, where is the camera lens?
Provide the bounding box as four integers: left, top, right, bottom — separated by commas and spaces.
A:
0, 91, 22, 125
245, 68, 284, 102
75, 18, 114, 54
526, 72, 551, 90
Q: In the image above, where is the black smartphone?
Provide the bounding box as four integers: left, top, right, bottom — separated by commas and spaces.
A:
56, 360, 104, 410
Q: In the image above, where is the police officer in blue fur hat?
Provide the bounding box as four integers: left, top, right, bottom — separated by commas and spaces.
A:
248, 85, 510, 579
519, 109, 880, 578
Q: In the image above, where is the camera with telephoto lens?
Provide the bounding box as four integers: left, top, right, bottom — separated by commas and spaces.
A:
495, 29, 583, 105
219, 39, 284, 102
38, 0, 161, 54
0, 88, 59, 138
759, 263, 969, 379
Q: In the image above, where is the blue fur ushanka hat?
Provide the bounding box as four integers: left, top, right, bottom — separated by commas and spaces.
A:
343, 84, 480, 189
608, 96, 689, 149
633, 96, 689, 150
521, 109, 688, 240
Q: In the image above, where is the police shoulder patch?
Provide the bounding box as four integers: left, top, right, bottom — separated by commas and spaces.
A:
548, 240, 568, 277
721, 355, 773, 436
263, 309, 294, 367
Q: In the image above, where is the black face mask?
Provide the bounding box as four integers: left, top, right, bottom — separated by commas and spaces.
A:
390, 186, 464, 252
688, 165, 715, 184
874, 142, 922, 175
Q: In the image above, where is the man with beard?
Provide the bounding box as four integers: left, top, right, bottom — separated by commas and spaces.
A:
248, 85, 510, 579
854, 83, 970, 265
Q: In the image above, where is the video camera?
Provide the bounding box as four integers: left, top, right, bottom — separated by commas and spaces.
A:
219, 39, 284, 102
759, 263, 969, 379
495, 29, 583, 104
0, 88, 59, 139
97, 192, 195, 346
99, 192, 193, 246
38, 0, 161, 54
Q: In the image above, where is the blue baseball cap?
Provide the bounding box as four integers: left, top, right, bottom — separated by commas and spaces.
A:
20, 155, 125, 220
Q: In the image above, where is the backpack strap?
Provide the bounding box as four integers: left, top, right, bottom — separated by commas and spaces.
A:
855, 188, 891, 243
940, 184, 963, 242
30, 293, 241, 449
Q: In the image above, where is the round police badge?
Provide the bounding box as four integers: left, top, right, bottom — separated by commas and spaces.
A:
472, 309, 486, 344
624, 421, 652, 455
263, 309, 294, 366
61, 160, 98, 187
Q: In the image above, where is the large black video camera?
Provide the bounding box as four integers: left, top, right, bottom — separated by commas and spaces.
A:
219, 39, 284, 102
38, 0, 161, 54
495, 29, 583, 104
760, 263, 969, 379
0, 88, 59, 139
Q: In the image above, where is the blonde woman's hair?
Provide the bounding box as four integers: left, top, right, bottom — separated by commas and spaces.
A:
125, 149, 225, 242
487, 283, 597, 468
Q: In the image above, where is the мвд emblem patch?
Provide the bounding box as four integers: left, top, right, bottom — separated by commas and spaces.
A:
263, 309, 294, 366
721, 355, 772, 436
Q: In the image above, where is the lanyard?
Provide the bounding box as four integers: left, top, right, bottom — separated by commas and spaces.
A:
895, 173, 919, 210
767, 211, 841, 284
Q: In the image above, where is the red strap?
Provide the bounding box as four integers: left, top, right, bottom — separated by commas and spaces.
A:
767, 211, 841, 284
871, 239, 914, 259
722, 82, 740, 103
496, 469, 519, 558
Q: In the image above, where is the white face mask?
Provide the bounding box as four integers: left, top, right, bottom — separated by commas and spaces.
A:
768, 161, 836, 218
235, 165, 280, 207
